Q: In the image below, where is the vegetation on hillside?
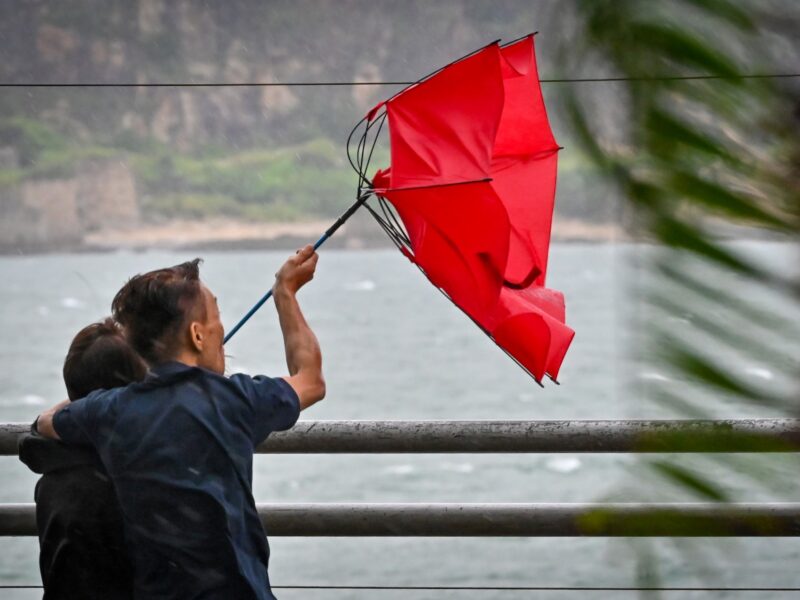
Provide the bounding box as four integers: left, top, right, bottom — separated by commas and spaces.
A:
0, 114, 608, 223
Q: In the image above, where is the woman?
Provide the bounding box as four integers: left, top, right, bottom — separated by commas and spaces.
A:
19, 318, 147, 600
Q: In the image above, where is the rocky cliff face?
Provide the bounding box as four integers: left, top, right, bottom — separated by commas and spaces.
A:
0, 159, 139, 251
0, 0, 563, 148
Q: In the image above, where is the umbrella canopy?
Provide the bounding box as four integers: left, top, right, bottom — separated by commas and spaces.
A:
360, 35, 574, 383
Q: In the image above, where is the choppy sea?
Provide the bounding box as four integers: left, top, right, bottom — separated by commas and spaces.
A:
0, 243, 798, 599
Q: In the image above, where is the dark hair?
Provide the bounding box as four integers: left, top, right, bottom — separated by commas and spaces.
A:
111, 259, 204, 365
63, 318, 148, 401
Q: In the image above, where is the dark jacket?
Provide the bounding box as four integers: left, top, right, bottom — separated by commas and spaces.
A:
52, 362, 299, 600
18, 432, 133, 600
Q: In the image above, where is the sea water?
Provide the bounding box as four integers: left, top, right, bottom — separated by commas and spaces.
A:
0, 244, 797, 599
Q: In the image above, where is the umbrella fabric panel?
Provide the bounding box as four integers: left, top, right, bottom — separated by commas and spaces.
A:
383, 181, 509, 323
492, 312, 552, 381
490, 151, 559, 287
492, 35, 560, 288
495, 36, 558, 157
385, 44, 504, 189
495, 287, 575, 380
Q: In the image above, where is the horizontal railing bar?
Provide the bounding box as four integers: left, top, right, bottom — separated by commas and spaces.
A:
1, 503, 798, 537
2, 419, 799, 455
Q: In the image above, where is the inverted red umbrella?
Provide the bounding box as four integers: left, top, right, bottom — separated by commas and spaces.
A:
226, 35, 574, 384
359, 35, 574, 383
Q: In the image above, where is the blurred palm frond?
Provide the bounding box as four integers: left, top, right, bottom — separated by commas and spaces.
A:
563, 0, 799, 592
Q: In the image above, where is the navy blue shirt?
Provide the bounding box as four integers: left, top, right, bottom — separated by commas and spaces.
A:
52, 362, 300, 600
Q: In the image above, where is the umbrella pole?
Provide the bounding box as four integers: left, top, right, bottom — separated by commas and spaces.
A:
223, 192, 372, 344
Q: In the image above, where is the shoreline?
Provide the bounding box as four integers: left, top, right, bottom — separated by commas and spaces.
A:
2, 217, 785, 256
1, 217, 627, 255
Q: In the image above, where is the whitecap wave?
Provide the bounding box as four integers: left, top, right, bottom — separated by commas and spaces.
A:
545, 456, 581, 474
384, 464, 416, 475
22, 394, 46, 406
344, 280, 376, 292
60, 297, 86, 309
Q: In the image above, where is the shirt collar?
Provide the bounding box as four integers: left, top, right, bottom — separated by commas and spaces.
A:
147, 360, 197, 383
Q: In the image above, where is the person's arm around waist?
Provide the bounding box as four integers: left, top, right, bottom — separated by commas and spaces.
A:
274, 245, 325, 410
35, 399, 70, 440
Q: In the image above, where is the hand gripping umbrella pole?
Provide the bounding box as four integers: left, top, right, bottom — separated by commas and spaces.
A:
223, 190, 372, 344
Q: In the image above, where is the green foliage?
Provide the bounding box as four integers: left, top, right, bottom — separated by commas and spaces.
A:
565, 0, 799, 591
0, 117, 128, 182
131, 138, 353, 220
649, 461, 728, 501
0, 115, 357, 220
31, 145, 120, 179
0, 117, 67, 167
0, 169, 22, 187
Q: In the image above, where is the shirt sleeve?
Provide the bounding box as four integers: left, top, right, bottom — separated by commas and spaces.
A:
51, 389, 112, 447
230, 373, 301, 444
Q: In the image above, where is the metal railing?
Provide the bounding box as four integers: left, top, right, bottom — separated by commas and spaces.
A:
2, 419, 799, 537
2, 418, 799, 455
0, 502, 799, 537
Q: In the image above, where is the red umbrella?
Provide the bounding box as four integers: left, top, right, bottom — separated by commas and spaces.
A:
358, 35, 574, 384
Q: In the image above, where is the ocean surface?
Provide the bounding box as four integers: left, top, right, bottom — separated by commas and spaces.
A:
0, 243, 797, 599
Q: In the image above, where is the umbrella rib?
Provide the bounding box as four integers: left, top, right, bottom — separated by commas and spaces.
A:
364, 201, 407, 252
374, 177, 493, 194
362, 113, 387, 182
377, 197, 411, 247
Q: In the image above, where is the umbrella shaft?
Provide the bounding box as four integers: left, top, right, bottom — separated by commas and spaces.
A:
223, 193, 370, 344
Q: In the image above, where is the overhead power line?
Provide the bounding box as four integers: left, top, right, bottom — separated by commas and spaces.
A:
1, 584, 799, 592
0, 73, 798, 88
273, 585, 800, 592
